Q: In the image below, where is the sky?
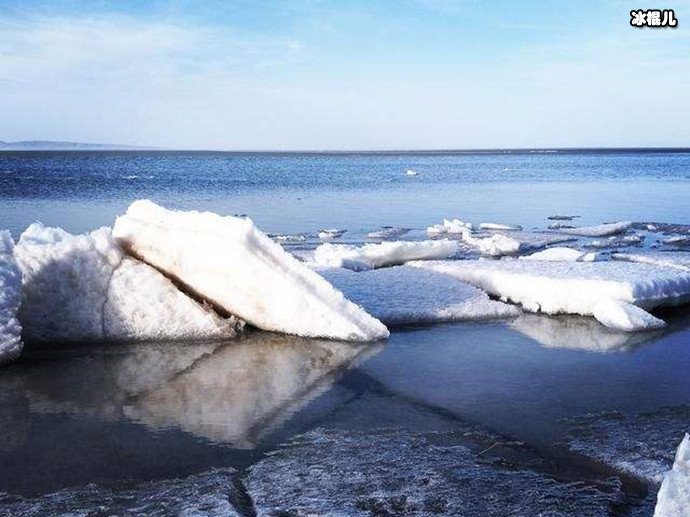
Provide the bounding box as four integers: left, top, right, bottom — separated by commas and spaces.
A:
0, 0, 688, 150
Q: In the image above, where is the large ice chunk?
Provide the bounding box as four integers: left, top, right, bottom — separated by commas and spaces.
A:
459, 230, 575, 257
560, 221, 632, 237
655, 434, 690, 517
320, 266, 519, 325
313, 240, 459, 271
112, 200, 389, 341
592, 298, 666, 332
409, 259, 690, 331
0, 231, 22, 365
15, 223, 237, 343
520, 246, 585, 262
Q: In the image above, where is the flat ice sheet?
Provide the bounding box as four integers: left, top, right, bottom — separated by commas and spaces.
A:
0, 231, 22, 365
409, 259, 690, 331
319, 266, 519, 325
560, 221, 632, 237
614, 251, 690, 272
313, 240, 458, 271
15, 222, 238, 343
113, 200, 388, 341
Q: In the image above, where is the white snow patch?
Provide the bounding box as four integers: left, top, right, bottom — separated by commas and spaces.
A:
319, 266, 519, 325
113, 200, 388, 341
520, 247, 585, 262
0, 231, 23, 364
591, 298, 666, 332
409, 259, 690, 331
479, 222, 523, 231
15, 223, 238, 343
655, 434, 690, 517
313, 240, 459, 271
427, 218, 473, 235
560, 222, 632, 237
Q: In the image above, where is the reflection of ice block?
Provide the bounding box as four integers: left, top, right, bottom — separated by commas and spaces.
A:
320, 266, 518, 325
125, 334, 382, 448
15, 223, 237, 343
113, 200, 388, 341
510, 314, 659, 352
655, 434, 690, 517
410, 259, 690, 331
0, 231, 22, 365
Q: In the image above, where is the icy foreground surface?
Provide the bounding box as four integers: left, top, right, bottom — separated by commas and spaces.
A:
320, 266, 519, 325
113, 200, 388, 341
313, 240, 459, 271
0, 468, 242, 517
410, 259, 690, 331
0, 232, 22, 364
564, 406, 690, 485
247, 428, 624, 516
655, 434, 690, 517
14, 223, 237, 343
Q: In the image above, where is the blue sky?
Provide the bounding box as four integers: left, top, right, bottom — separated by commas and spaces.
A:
0, 1, 688, 149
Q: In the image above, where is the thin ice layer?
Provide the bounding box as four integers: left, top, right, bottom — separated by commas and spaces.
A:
112, 200, 388, 341
313, 240, 459, 271
409, 259, 690, 331
0, 231, 22, 365
560, 221, 632, 237
15, 222, 237, 343
320, 266, 519, 325
655, 434, 690, 517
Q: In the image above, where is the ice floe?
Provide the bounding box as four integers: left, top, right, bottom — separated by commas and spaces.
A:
313, 240, 459, 271
479, 222, 523, 231
409, 259, 690, 331
318, 228, 346, 240
548, 215, 580, 221
459, 230, 576, 257
320, 266, 519, 325
655, 434, 690, 517
520, 246, 585, 262
367, 226, 410, 240
586, 234, 644, 249
247, 427, 624, 516
559, 221, 632, 237
0, 468, 243, 516
426, 218, 473, 235
613, 251, 690, 272
14, 223, 238, 343
0, 231, 22, 365
113, 200, 388, 341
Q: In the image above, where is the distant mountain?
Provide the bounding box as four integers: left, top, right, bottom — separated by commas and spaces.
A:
0, 140, 155, 150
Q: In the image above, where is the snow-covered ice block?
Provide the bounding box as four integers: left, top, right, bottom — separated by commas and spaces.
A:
655, 434, 690, 517
461, 230, 576, 257
560, 221, 632, 237
15, 223, 238, 343
318, 228, 346, 240
113, 200, 388, 341
0, 231, 23, 365
409, 259, 690, 331
313, 240, 459, 271
592, 298, 666, 332
614, 251, 690, 272
427, 218, 473, 235
479, 222, 523, 231
320, 266, 519, 325
520, 247, 585, 262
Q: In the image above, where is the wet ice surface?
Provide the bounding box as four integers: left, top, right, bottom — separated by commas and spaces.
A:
563, 406, 690, 485
0, 469, 243, 517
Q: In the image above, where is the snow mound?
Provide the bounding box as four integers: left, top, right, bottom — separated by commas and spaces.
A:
520, 247, 585, 262
409, 259, 690, 331
655, 434, 690, 517
592, 298, 666, 332
320, 266, 519, 325
560, 221, 632, 237
614, 252, 690, 272
0, 231, 22, 365
113, 200, 388, 341
15, 223, 238, 343
313, 240, 458, 271
479, 222, 523, 231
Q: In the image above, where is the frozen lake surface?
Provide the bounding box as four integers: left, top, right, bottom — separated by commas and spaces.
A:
0, 149, 689, 515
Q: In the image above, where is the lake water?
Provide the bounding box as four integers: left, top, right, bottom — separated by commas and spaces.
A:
1, 150, 689, 515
